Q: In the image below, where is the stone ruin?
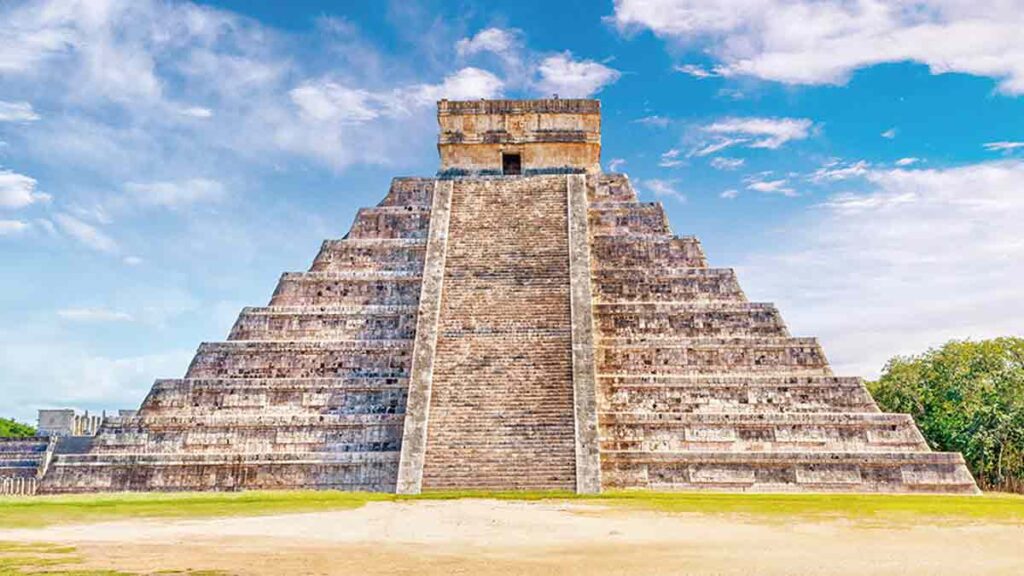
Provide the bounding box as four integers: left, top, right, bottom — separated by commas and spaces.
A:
23, 99, 977, 494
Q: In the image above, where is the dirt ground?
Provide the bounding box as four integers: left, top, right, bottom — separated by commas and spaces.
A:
1, 499, 1022, 575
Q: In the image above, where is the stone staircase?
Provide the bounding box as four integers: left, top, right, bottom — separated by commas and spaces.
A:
588, 174, 977, 493
0, 437, 51, 495
420, 176, 578, 491
39, 178, 434, 493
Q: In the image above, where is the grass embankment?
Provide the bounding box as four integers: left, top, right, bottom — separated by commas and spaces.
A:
1, 490, 1023, 530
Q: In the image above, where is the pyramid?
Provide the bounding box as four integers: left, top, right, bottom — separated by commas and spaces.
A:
39, 99, 978, 494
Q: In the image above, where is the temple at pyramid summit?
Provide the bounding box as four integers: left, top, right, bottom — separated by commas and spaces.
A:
20, 98, 977, 495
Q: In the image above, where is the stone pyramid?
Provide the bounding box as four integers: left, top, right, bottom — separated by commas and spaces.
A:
40, 99, 978, 494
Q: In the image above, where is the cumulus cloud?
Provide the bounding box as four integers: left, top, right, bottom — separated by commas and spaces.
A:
0, 169, 51, 209
536, 53, 620, 97
740, 160, 1024, 377
456, 27, 521, 60
53, 213, 118, 253
720, 189, 739, 199
0, 100, 40, 122
896, 157, 921, 166
613, 0, 1024, 94
126, 179, 226, 209
881, 128, 898, 139
607, 158, 627, 172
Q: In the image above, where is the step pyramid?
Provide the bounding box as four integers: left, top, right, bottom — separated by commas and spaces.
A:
39, 99, 978, 494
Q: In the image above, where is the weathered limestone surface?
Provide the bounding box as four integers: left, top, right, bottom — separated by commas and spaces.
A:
588, 173, 977, 493
38, 99, 977, 495
40, 177, 434, 493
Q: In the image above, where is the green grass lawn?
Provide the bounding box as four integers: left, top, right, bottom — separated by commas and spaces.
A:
0, 490, 1022, 529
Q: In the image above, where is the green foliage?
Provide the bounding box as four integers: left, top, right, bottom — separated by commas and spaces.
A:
868, 337, 1024, 492
0, 417, 36, 439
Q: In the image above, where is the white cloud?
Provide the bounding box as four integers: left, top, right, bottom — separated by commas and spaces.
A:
705, 117, 814, 150
415, 67, 505, 103
881, 128, 897, 139
983, 141, 1024, 152
658, 148, 684, 168
607, 158, 627, 172
126, 178, 227, 209
613, 0, 1024, 94
180, 106, 213, 119
896, 157, 921, 166
54, 213, 118, 253
810, 160, 870, 183
456, 28, 520, 60
691, 137, 746, 157
57, 308, 134, 322
692, 116, 813, 157
740, 160, 1024, 377
536, 53, 620, 97
645, 178, 686, 203
720, 189, 739, 199
0, 219, 30, 235
675, 63, 717, 78
709, 157, 745, 170
634, 115, 671, 128
746, 178, 797, 197
0, 169, 50, 209
0, 100, 40, 122
123, 255, 143, 266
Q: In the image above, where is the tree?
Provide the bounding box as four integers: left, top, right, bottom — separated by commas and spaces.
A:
868, 338, 1024, 493
0, 417, 36, 439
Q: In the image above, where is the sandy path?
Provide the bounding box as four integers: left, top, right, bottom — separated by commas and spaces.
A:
1, 499, 1022, 575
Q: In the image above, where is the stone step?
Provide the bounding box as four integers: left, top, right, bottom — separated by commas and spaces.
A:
595, 302, 788, 338
600, 375, 878, 413
345, 206, 432, 240
270, 272, 423, 306
129, 413, 404, 428
142, 377, 408, 415
591, 235, 706, 269
590, 173, 636, 202
229, 305, 418, 341
589, 202, 670, 236
311, 239, 426, 273
0, 439, 49, 454
599, 412, 927, 452
90, 422, 403, 454
601, 451, 979, 494
593, 268, 746, 303
40, 451, 401, 494
378, 177, 435, 207
597, 337, 830, 375
186, 340, 413, 379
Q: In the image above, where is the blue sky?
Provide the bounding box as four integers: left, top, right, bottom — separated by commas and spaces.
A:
2, 0, 1023, 422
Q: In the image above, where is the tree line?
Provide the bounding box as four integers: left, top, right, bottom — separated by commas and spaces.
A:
869, 337, 1024, 493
